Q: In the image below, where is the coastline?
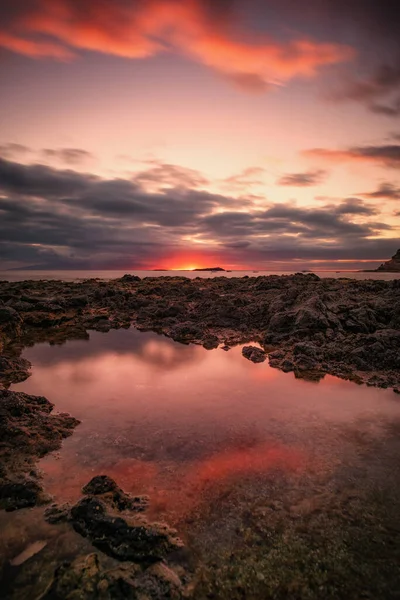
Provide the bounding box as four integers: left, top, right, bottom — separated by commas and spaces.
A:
1, 272, 400, 597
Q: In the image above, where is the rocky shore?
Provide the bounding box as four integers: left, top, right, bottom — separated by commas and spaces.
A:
1, 273, 399, 392
1, 272, 400, 598
1, 272, 399, 509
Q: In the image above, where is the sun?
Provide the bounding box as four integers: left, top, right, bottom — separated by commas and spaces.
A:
178, 264, 198, 271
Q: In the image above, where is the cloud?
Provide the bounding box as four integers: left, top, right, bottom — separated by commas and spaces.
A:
360, 182, 400, 201
0, 143, 31, 159
0, 0, 352, 90
42, 148, 93, 165
0, 155, 397, 270
331, 197, 378, 216
304, 145, 400, 168
133, 160, 210, 191
277, 169, 327, 187
330, 64, 400, 117
221, 167, 266, 192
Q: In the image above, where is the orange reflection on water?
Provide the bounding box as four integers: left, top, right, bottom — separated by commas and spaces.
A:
13, 328, 400, 525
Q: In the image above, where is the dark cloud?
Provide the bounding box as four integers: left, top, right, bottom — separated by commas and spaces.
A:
0, 156, 397, 270
0, 143, 31, 159
331, 197, 378, 216
277, 169, 327, 187
42, 148, 93, 165
305, 145, 400, 168
360, 183, 400, 201
331, 64, 400, 117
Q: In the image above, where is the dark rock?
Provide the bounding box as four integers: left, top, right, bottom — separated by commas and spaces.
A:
242, 346, 267, 363
83, 475, 119, 495
41, 552, 188, 600
0, 306, 19, 323
203, 335, 219, 350
0, 356, 31, 385
376, 248, 400, 272
0, 389, 79, 510
44, 503, 71, 524
82, 475, 149, 513
0, 479, 42, 511
70, 496, 184, 563
120, 274, 141, 282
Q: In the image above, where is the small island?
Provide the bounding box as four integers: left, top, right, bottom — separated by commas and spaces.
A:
193, 267, 226, 272
376, 249, 400, 272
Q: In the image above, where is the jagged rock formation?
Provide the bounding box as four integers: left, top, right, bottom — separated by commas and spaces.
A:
1, 273, 400, 393
0, 389, 79, 510
377, 249, 400, 272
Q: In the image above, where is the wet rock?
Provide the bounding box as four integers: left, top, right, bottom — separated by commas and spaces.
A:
242, 346, 267, 363
0, 479, 43, 511
1, 272, 400, 390
41, 552, 189, 599
83, 475, 120, 495
44, 503, 71, 524
82, 475, 149, 513
0, 356, 31, 385
70, 496, 184, 563
202, 335, 219, 350
0, 389, 80, 510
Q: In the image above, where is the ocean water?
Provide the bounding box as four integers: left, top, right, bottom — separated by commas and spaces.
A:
1, 269, 399, 282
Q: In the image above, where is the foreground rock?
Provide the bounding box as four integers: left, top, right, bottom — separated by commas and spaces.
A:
0, 389, 79, 510
41, 476, 192, 599
0, 273, 400, 390
377, 248, 400, 272
42, 553, 188, 600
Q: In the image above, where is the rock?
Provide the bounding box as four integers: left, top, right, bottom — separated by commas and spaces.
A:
1, 270, 400, 391
0, 389, 80, 510
41, 552, 188, 599
83, 475, 119, 495
70, 496, 184, 563
120, 274, 141, 282
0, 306, 19, 323
44, 503, 71, 524
82, 475, 149, 513
242, 346, 267, 363
202, 335, 219, 350
0, 356, 31, 385
377, 249, 400, 272
0, 479, 43, 511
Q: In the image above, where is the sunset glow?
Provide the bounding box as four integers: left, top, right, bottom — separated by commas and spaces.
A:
0, 0, 399, 271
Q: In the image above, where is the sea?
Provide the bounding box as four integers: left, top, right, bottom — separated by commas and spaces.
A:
1, 269, 399, 282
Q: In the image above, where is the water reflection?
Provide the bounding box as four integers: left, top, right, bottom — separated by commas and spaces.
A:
12, 328, 400, 525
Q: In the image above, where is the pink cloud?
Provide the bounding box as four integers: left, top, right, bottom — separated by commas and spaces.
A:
0, 0, 353, 88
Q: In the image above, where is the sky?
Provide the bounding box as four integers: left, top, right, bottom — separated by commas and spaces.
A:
0, 0, 399, 271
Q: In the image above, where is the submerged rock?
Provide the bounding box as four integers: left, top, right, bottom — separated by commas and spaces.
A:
71, 496, 183, 563
40, 477, 192, 599
41, 552, 188, 599
82, 475, 149, 512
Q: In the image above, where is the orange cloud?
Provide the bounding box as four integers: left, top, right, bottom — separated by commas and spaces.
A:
304, 145, 400, 168
0, 0, 353, 88
0, 31, 74, 60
